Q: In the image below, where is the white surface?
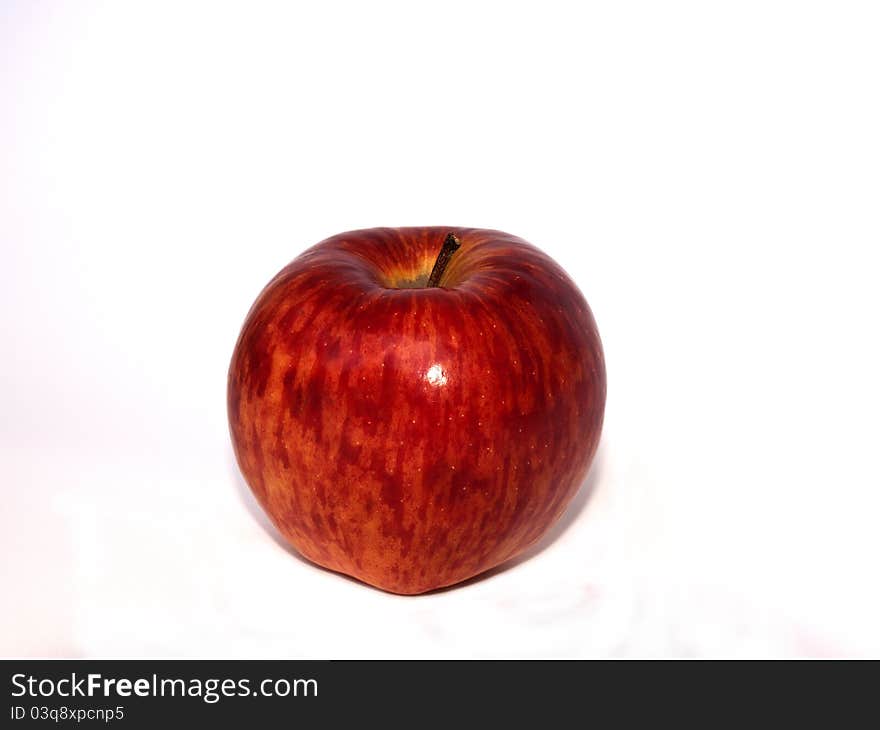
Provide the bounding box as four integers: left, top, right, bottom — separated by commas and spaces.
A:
2, 1, 879, 658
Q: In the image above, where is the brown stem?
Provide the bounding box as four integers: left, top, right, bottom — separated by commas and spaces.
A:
426, 233, 461, 288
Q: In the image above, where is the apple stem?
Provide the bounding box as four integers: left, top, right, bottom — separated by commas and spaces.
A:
427, 233, 462, 288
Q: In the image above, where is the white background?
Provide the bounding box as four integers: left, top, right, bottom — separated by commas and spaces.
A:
2, 1, 879, 658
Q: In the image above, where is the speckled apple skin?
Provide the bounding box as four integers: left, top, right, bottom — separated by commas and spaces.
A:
228, 227, 606, 594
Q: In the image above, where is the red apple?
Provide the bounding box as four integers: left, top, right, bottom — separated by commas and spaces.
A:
228, 227, 605, 594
